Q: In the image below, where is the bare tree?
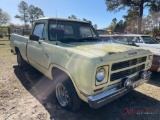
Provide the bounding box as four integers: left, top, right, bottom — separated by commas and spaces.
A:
112, 18, 117, 26
28, 6, 44, 26
28, 5, 35, 26
82, 18, 92, 24
34, 7, 45, 19
123, 8, 139, 33
0, 8, 10, 26
105, 0, 160, 34
15, 1, 45, 27
68, 15, 77, 19
15, 1, 29, 28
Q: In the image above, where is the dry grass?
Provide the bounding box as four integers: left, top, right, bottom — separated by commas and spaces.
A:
0, 41, 50, 120
0, 37, 9, 41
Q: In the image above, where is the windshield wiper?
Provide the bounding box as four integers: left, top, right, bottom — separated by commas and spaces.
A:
78, 37, 100, 42
58, 37, 76, 43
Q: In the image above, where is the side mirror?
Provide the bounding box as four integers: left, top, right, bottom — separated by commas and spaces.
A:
29, 35, 39, 41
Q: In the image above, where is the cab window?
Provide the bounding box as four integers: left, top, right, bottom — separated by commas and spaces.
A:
33, 23, 45, 40
49, 21, 75, 41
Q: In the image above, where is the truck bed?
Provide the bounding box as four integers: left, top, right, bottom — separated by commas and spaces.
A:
10, 34, 29, 62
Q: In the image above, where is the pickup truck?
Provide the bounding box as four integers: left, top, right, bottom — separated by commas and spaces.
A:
10, 18, 152, 111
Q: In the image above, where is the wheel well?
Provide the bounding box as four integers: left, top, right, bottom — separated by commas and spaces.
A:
15, 47, 19, 54
52, 67, 70, 81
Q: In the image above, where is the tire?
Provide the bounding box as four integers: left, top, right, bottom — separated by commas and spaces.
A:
17, 50, 27, 68
54, 76, 81, 111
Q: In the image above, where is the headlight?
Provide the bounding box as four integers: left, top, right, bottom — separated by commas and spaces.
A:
96, 68, 105, 82
146, 55, 152, 67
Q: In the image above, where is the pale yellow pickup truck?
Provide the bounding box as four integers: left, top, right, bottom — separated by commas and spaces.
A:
10, 18, 152, 111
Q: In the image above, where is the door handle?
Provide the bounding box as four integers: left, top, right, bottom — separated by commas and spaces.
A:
45, 52, 49, 58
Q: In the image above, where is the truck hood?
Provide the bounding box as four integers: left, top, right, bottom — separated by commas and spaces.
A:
61, 42, 149, 61
67, 42, 136, 53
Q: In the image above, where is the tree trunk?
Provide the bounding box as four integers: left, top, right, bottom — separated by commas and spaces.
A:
138, 1, 144, 34
24, 13, 26, 29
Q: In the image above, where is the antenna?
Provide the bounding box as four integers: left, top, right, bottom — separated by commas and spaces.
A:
55, 8, 58, 45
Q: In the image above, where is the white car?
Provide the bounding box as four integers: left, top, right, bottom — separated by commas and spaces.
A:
100, 34, 160, 48
124, 34, 160, 48
100, 34, 160, 72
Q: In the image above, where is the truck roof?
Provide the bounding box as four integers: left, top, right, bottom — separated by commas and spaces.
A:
37, 17, 90, 23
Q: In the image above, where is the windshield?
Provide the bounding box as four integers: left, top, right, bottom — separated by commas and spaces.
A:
100, 36, 112, 42
112, 36, 137, 46
49, 20, 100, 42
141, 36, 158, 44
101, 36, 136, 46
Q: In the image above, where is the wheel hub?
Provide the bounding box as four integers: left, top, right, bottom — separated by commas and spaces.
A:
56, 83, 69, 107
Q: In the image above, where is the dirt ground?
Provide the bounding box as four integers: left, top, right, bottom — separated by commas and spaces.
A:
0, 41, 160, 120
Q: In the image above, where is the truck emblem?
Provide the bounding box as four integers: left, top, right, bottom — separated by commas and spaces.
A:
128, 52, 137, 55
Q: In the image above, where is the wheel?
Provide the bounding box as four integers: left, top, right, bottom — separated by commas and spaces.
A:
55, 76, 81, 111
17, 51, 27, 68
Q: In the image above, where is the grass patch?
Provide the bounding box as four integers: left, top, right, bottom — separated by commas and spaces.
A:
0, 41, 11, 56
0, 37, 9, 41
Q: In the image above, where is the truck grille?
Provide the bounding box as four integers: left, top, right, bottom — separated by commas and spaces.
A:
110, 64, 145, 81
111, 56, 146, 71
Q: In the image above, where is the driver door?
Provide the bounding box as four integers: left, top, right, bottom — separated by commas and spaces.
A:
27, 23, 47, 69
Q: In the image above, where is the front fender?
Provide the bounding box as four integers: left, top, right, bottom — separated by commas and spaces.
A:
48, 63, 89, 101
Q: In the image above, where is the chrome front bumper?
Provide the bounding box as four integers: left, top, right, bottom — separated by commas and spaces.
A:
88, 71, 152, 109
